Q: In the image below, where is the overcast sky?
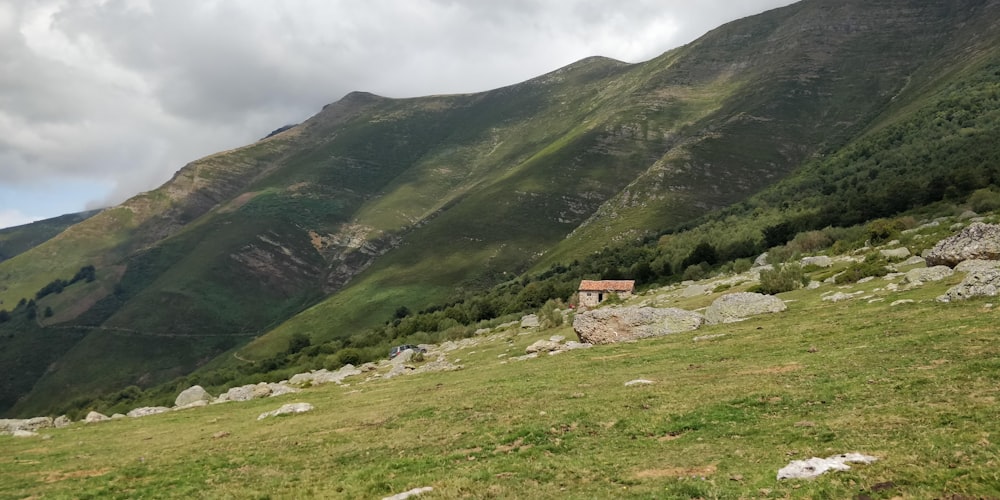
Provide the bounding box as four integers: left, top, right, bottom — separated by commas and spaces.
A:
0, 0, 797, 229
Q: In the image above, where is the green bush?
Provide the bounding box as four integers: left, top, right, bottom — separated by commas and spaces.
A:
834, 254, 889, 284
968, 187, 1000, 213
757, 263, 806, 295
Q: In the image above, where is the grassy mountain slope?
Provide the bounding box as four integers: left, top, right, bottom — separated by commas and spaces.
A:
4, 0, 1000, 416
0, 209, 99, 264
4, 218, 1000, 497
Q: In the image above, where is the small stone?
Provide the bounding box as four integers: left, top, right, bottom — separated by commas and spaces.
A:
212, 431, 230, 439
624, 379, 654, 387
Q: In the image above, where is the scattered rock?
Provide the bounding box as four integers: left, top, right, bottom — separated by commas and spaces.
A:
800, 256, 833, 268
624, 379, 654, 386
880, 247, 910, 260
693, 333, 728, 342
806, 281, 822, 290
525, 340, 562, 354
777, 453, 878, 480
704, 293, 786, 324
12, 430, 38, 438
561, 341, 592, 351
754, 252, 770, 267
511, 353, 539, 362
822, 291, 865, 302
937, 268, 1000, 302
211, 431, 230, 439
175, 400, 209, 411
127, 407, 170, 418
902, 265, 954, 284
891, 299, 915, 307
959, 210, 979, 221
382, 486, 434, 500
111, 413, 125, 419
573, 306, 705, 345
257, 402, 314, 420
290, 364, 363, 386
54, 415, 72, 428
549, 335, 565, 343
174, 385, 213, 407
925, 222, 1000, 267
901, 256, 926, 266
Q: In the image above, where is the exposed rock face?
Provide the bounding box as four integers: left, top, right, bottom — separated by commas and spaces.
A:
777, 453, 878, 480
257, 402, 314, 420
573, 306, 705, 345
705, 292, 786, 324
800, 256, 833, 268
85, 411, 110, 423
289, 364, 362, 386
175, 385, 213, 407
925, 222, 1000, 267
902, 265, 954, 285
126, 407, 170, 418
937, 269, 1000, 302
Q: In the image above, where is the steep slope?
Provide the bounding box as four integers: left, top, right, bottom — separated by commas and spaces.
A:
4, 0, 1000, 416
0, 210, 100, 264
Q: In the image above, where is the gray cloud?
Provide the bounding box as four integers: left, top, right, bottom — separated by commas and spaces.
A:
0, 0, 796, 224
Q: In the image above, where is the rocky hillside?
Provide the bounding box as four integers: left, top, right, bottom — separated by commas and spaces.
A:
3, 0, 1000, 417
3, 215, 999, 498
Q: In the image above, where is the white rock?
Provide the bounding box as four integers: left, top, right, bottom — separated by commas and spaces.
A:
704, 292, 786, 324
257, 402, 314, 420
174, 385, 213, 407
127, 407, 170, 418
891, 299, 915, 306
800, 256, 833, 268
903, 266, 954, 284
525, 340, 562, 354
880, 247, 911, 260
12, 430, 38, 438
84, 411, 110, 423
624, 379, 654, 387
777, 453, 878, 480
520, 314, 540, 328
382, 486, 434, 500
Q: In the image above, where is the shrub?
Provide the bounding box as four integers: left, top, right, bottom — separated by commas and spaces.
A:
766, 245, 796, 265
834, 254, 889, 284
968, 187, 1000, 213
865, 218, 909, 244
682, 263, 709, 281
757, 263, 806, 294
788, 230, 833, 254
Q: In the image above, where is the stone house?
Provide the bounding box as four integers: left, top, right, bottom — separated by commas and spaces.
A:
578, 280, 635, 307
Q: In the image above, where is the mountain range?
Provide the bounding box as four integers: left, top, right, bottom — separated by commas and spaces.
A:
2, 0, 999, 417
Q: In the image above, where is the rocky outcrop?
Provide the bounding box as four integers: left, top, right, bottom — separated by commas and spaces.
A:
705, 292, 786, 324
525, 340, 562, 353
937, 268, 1000, 302
175, 385, 213, 407
573, 306, 705, 345
289, 364, 363, 387
925, 222, 1000, 267
216, 382, 299, 403
257, 402, 314, 420
902, 265, 954, 285
0, 417, 54, 435
127, 407, 171, 418
801, 256, 833, 268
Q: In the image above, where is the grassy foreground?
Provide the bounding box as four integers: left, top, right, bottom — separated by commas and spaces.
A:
2, 270, 999, 499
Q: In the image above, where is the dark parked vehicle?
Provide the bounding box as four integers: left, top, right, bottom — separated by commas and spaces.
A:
389, 344, 425, 359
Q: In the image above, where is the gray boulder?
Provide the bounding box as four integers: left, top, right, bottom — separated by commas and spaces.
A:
937, 268, 1000, 302
754, 252, 770, 267
902, 266, 954, 285
54, 415, 72, 428
705, 292, 786, 324
880, 247, 911, 260
126, 406, 170, 418
925, 222, 1000, 267
174, 385, 213, 407
257, 402, 314, 421
800, 256, 833, 268
955, 259, 1000, 273
525, 340, 562, 354
573, 306, 705, 345
520, 314, 540, 328
85, 411, 110, 423
777, 453, 878, 480
901, 256, 926, 266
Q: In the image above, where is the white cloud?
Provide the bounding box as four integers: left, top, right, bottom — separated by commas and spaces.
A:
0, 0, 798, 218
0, 209, 40, 230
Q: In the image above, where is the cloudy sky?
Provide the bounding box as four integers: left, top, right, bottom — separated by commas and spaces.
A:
0, 0, 797, 229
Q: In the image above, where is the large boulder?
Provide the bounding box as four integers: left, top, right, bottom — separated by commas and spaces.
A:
937, 268, 1000, 302
573, 306, 705, 345
705, 292, 786, 324
800, 256, 833, 268
525, 340, 562, 354
257, 402, 314, 421
955, 259, 1000, 273
126, 407, 170, 418
84, 411, 110, 423
174, 385, 213, 407
880, 247, 910, 260
925, 222, 1000, 267
902, 265, 954, 285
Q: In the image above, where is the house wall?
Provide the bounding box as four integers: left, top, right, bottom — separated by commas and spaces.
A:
579, 290, 632, 307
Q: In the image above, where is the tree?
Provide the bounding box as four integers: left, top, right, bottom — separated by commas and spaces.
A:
43, 306, 54, 318
285, 333, 311, 355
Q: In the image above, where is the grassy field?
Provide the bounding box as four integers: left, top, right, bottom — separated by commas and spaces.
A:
3, 258, 999, 499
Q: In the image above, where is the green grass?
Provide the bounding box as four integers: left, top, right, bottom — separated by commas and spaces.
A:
3, 270, 1000, 498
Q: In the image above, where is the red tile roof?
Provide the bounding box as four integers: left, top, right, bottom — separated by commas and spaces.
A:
578, 280, 635, 292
